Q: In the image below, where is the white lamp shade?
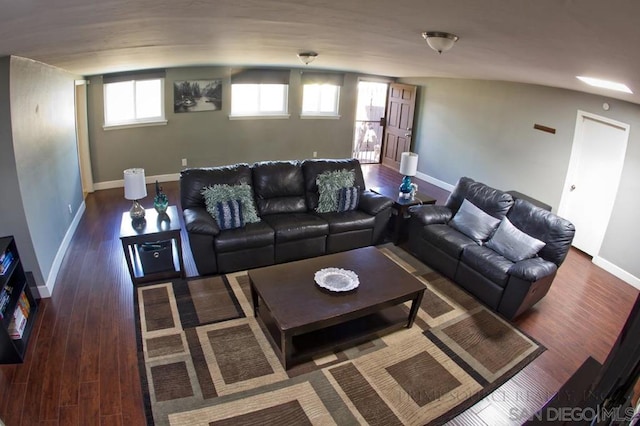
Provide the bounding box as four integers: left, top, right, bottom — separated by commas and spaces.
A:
124, 168, 147, 200
399, 152, 418, 176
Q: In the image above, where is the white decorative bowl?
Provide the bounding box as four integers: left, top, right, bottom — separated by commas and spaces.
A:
314, 268, 359, 292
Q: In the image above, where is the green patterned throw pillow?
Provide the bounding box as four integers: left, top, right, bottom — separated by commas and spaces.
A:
316, 169, 355, 213
201, 183, 261, 225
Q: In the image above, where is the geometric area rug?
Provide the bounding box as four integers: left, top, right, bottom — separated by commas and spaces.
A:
134, 244, 545, 425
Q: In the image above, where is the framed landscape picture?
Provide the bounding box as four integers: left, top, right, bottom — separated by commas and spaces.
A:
173, 79, 222, 113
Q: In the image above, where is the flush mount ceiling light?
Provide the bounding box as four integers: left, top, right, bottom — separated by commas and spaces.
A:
422, 31, 459, 54
297, 52, 318, 65
576, 76, 633, 94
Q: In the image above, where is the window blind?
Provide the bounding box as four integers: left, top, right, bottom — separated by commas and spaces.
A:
230, 69, 291, 85
102, 69, 166, 84
301, 72, 345, 86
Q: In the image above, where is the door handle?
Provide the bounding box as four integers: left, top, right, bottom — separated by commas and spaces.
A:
404, 133, 412, 137
570, 184, 576, 191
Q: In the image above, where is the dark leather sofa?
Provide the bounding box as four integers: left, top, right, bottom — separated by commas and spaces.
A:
180, 158, 394, 275
407, 177, 575, 319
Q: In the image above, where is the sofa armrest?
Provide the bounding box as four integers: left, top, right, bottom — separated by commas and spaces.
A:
408, 205, 453, 226
508, 257, 557, 282
359, 190, 394, 215
183, 207, 220, 236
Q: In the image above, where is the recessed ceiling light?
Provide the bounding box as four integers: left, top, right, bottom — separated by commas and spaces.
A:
576, 76, 633, 94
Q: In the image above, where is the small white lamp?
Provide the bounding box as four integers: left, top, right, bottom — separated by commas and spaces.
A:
398, 152, 418, 199
124, 168, 147, 220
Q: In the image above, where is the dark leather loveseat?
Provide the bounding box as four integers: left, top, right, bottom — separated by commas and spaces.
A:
180, 158, 394, 275
407, 177, 575, 319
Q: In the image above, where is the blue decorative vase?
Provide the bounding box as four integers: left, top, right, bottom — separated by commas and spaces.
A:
154, 180, 169, 214
399, 176, 413, 198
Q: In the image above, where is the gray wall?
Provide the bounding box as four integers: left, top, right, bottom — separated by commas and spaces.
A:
0, 56, 83, 289
87, 67, 359, 183
0, 57, 35, 284
400, 77, 640, 279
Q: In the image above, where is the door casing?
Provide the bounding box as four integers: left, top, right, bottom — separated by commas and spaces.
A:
381, 83, 417, 170
558, 110, 629, 256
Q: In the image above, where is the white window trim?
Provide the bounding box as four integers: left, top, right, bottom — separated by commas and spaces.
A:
103, 78, 166, 129
229, 114, 290, 120
103, 119, 168, 131
299, 114, 341, 119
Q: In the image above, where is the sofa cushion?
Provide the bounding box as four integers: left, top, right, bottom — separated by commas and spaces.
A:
302, 159, 366, 211
461, 245, 514, 287
421, 224, 476, 258
445, 177, 514, 219
337, 186, 360, 212
202, 183, 261, 224
444, 176, 476, 213
180, 164, 253, 210
449, 199, 500, 244
507, 199, 575, 266
315, 210, 375, 234
262, 213, 329, 242
316, 169, 355, 213
486, 218, 546, 262
215, 200, 244, 230
252, 161, 308, 215
214, 222, 275, 253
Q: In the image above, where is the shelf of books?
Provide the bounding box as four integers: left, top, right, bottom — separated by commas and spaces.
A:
0, 236, 39, 364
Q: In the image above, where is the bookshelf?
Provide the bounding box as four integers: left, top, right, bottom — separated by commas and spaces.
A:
0, 236, 39, 364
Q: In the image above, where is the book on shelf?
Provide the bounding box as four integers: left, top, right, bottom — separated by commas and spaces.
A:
8, 307, 27, 339
18, 291, 30, 318
0, 284, 15, 318
0, 251, 14, 274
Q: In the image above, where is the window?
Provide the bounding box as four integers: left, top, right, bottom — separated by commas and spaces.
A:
300, 72, 344, 119
230, 69, 291, 119
103, 70, 166, 129
230, 84, 289, 117
302, 84, 340, 117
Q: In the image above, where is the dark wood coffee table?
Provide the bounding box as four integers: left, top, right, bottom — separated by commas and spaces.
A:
248, 246, 425, 369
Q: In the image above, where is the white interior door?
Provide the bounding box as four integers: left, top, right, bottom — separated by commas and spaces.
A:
558, 110, 629, 256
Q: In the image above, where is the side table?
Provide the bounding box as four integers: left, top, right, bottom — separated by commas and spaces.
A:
119, 205, 186, 285
370, 186, 436, 244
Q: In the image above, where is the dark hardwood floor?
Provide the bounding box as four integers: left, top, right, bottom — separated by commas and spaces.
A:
0, 164, 637, 425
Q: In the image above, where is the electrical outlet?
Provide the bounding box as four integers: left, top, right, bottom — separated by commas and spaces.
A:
68, 204, 73, 214
182, 158, 188, 166
313, 151, 318, 158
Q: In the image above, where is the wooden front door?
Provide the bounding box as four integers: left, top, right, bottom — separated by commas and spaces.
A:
381, 83, 417, 170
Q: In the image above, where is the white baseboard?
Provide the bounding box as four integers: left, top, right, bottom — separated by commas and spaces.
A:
38, 201, 86, 298
593, 255, 640, 290
93, 173, 180, 191
415, 171, 455, 192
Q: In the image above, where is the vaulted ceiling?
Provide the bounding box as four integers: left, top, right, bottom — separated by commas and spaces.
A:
2, 0, 639, 104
